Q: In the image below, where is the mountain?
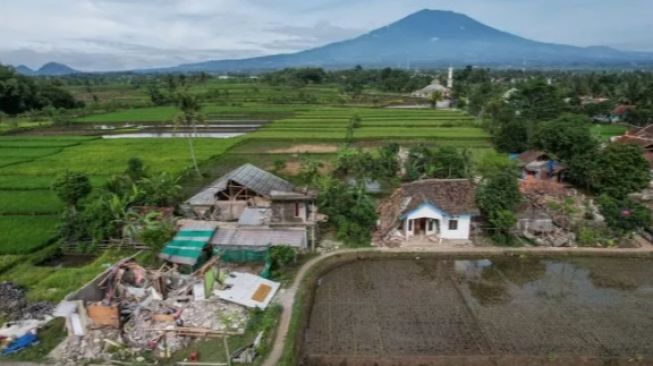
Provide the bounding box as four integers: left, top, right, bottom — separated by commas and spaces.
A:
14, 62, 80, 76
37, 62, 79, 76
14, 65, 36, 76
165, 9, 653, 73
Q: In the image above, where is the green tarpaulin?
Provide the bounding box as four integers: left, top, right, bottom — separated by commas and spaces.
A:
159, 229, 215, 266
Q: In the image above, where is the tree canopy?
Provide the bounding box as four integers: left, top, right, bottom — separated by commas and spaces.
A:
592, 143, 650, 199
531, 114, 598, 161
0, 64, 82, 115
52, 171, 92, 208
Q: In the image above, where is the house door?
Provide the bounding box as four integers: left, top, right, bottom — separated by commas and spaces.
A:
415, 218, 427, 235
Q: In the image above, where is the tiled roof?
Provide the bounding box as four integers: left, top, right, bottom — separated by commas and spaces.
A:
399, 179, 479, 216
515, 150, 547, 166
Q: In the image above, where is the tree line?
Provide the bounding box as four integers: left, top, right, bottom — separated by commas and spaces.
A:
455, 66, 653, 239
0, 64, 82, 115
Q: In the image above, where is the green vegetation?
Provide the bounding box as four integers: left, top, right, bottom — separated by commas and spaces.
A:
405, 145, 472, 180
0, 64, 82, 115
0, 248, 131, 302
317, 178, 377, 247
592, 143, 651, 199
161, 304, 283, 366
598, 195, 652, 235
0, 136, 241, 254
0, 216, 59, 254
590, 124, 627, 140
250, 107, 489, 147
476, 171, 522, 245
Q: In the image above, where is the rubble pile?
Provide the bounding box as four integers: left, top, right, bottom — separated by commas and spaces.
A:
55, 329, 124, 365
51, 256, 259, 364
519, 186, 604, 247
0, 282, 54, 321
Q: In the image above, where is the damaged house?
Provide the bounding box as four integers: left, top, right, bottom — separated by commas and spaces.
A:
515, 150, 566, 183
375, 179, 479, 245
182, 164, 323, 251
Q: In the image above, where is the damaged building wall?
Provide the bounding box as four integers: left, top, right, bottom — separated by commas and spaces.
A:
270, 201, 307, 224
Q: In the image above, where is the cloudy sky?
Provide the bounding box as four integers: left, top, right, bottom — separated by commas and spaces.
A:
1, 0, 652, 71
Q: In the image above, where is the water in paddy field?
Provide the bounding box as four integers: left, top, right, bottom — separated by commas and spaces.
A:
301, 257, 653, 366
102, 132, 244, 139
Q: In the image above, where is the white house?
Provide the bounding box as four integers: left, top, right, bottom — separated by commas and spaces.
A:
375, 179, 479, 245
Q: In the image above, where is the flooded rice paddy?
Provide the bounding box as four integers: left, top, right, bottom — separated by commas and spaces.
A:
301, 257, 653, 365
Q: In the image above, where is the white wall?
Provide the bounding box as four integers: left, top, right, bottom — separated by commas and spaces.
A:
405, 204, 471, 240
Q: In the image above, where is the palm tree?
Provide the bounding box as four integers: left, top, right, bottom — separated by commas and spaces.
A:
175, 93, 204, 177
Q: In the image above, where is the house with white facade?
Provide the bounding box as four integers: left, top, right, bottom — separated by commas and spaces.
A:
375, 179, 479, 246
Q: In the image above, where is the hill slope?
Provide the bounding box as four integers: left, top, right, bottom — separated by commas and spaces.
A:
37, 62, 79, 76
15, 62, 79, 76
169, 9, 652, 72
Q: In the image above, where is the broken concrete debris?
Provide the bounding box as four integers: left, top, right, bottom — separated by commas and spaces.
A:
0, 281, 56, 354
216, 272, 280, 309
0, 281, 54, 321
48, 256, 278, 364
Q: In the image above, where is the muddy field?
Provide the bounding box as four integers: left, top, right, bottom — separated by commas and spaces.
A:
300, 257, 653, 365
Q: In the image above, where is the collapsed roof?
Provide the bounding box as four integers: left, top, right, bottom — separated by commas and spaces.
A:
185, 164, 296, 206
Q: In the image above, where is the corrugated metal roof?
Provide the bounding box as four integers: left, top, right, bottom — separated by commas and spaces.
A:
186, 164, 295, 206
211, 228, 306, 248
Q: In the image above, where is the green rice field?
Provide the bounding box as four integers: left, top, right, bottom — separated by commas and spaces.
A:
0, 216, 59, 254
0, 136, 243, 255
249, 107, 491, 147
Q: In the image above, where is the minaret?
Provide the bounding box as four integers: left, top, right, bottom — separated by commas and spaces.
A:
447, 66, 454, 89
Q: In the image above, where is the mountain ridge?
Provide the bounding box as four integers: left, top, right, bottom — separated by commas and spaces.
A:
14, 62, 79, 76
162, 9, 653, 73
9, 10, 653, 74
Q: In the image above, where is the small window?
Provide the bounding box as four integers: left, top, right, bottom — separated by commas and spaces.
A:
295, 203, 300, 217
448, 220, 458, 230
408, 220, 413, 231
428, 220, 434, 231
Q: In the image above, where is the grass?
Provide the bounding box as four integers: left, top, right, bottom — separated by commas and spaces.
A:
0, 175, 107, 190
0, 136, 243, 255
591, 124, 627, 140
0, 248, 133, 302
0, 190, 63, 214
0, 216, 59, 254
0, 120, 52, 134
0, 137, 243, 177
75, 103, 315, 123
0, 147, 64, 158
0, 136, 95, 148
0, 255, 24, 274
249, 107, 490, 147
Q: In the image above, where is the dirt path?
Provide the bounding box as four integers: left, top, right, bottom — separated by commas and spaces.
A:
261, 245, 653, 366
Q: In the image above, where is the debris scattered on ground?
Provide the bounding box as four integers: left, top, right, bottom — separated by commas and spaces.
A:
0, 282, 54, 321
48, 255, 272, 365
216, 272, 280, 309
518, 184, 608, 247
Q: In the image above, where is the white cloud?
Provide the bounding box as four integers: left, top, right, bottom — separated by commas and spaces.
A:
0, 0, 651, 71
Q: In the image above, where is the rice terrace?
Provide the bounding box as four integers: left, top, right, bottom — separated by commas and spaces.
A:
2, 3, 653, 365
